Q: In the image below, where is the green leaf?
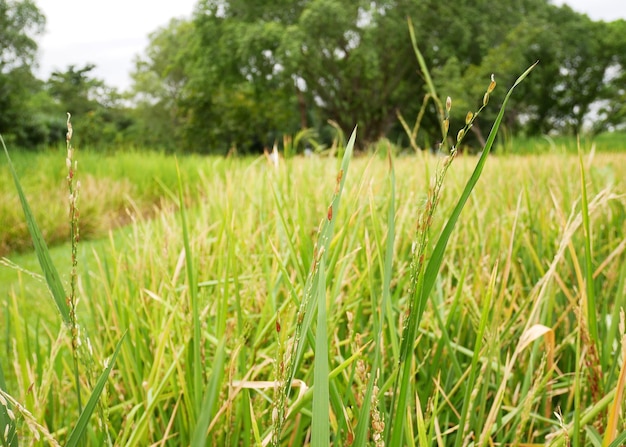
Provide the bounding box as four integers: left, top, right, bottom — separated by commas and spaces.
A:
608, 431, 626, 447
191, 338, 227, 447
354, 151, 396, 447
311, 256, 329, 446
1, 135, 70, 324
420, 61, 537, 311
175, 157, 202, 414
388, 62, 537, 446
65, 333, 127, 447
0, 360, 18, 447
286, 127, 356, 389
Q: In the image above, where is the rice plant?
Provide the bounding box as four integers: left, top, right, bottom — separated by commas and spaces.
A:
1, 55, 626, 447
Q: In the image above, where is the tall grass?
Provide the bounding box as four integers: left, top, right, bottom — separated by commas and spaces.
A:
2, 139, 626, 444
2, 73, 626, 447
0, 148, 212, 256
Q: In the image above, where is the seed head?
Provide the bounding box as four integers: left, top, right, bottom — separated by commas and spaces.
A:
457, 128, 465, 142
66, 113, 73, 141
488, 74, 496, 93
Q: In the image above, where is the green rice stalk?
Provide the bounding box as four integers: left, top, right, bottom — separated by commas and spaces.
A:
608, 431, 626, 447
387, 62, 537, 445
122, 345, 186, 446
175, 157, 202, 415
415, 391, 429, 447
603, 312, 626, 447
578, 149, 599, 349
407, 17, 445, 131
65, 332, 126, 447
354, 149, 396, 446
276, 128, 356, 441
549, 389, 616, 447
465, 267, 498, 447
397, 94, 434, 153
66, 113, 83, 416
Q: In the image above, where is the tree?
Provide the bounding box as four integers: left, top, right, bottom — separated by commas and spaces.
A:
47, 64, 132, 148
278, 0, 418, 147
129, 18, 194, 150
132, 0, 625, 153
0, 0, 44, 69
193, 0, 420, 149
186, 2, 302, 153
0, 0, 46, 147
593, 19, 626, 133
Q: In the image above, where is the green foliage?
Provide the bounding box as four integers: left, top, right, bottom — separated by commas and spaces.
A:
3, 0, 626, 152
0, 0, 44, 68
47, 65, 133, 149
126, 0, 626, 154
2, 134, 70, 324
0, 0, 46, 147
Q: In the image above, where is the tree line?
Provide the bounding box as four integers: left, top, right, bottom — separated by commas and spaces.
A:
1, 0, 625, 153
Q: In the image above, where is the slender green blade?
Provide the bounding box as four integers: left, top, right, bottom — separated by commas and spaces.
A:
389, 63, 537, 444
578, 151, 599, 347
191, 338, 226, 447
354, 151, 395, 447
65, 333, 127, 447
176, 157, 202, 413
1, 135, 70, 324
287, 128, 356, 388
0, 361, 18, 447
420, 62, 537, 309
311, 256, 329, 446
608, 431, 626, 447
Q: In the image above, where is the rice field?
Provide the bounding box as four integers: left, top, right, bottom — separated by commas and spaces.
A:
1, 140, 626, 446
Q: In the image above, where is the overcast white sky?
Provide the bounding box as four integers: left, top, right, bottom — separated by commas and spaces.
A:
34, 0, 198, 90
34, 0, 626, 92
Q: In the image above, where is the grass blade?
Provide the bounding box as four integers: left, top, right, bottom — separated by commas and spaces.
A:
0, 361, 18, 447
354, 150, 396, 446
175, 157, 202, 414
608, 431, 626, 447
65, 332, 127, 447
285, 128, 356, 388
603, 325, 626, 447
1, 134, 70, 324
311, 256, 329, 446
191, 338, 226, 446
388, 63, 537, 445
578, 150, 599, 348
420, 61, 537, 310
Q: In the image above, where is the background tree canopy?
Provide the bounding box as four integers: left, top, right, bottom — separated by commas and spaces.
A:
1, 0, 625, 152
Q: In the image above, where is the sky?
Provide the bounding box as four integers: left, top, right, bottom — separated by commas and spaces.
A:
35, 0, 198, 90
34, 0, 626, 92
